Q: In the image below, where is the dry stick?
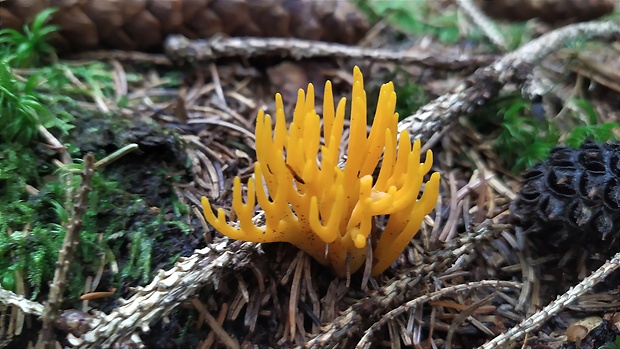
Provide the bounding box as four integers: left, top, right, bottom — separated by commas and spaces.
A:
355, 280, 522, 349
479, 251, 620, 348
38, 124, 72, 165
199, 303, 229, 348
0, 126, 74, 330
397, 21, 620, 143
41, 153, 96, 348
73, 240, 262, 348
0, 288, 44, 317
163, 35, 497, 70
445, 293, 495, 348
202, 306, 240, 349
456, 0, 508, 51
66, 51, 173, 65
289, 252, 306, 340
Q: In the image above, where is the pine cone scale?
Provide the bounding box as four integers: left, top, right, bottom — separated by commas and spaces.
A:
512, 141, 620, 245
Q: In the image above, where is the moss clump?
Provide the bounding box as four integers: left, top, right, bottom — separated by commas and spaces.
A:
0, 106, 196, 304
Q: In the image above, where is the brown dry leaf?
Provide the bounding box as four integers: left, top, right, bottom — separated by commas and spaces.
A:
266, 62, 310, 104
266, 62, 329, 111
566, 316, 603, 342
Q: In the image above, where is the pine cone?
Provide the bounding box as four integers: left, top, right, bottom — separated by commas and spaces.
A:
0, 0, 369, 52
477, 0, 616, 23
512, 141, 620, 247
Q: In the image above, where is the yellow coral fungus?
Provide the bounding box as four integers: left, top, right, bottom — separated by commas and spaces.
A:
202, 66, 440, 276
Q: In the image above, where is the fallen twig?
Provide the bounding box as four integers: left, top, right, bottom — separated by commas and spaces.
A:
479, 251, 620, 348
356, 280, 522, 349
163, 35, 497, 70
398, 21, 620, 142
304, 221, 504, 349
41, 153, 95, 347
74, 240, 261, 348
0, 288, 44, 317
65, 51, 173, 65
457, 0, 508, 51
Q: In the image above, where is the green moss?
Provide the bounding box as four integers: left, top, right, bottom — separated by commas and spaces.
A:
0, 144, 61, 298
600, 336, 620, 349
0, 8, 193, 306
471, 94, 619, 173
363, 67, 429, 125
0, 145, 40, 227
0, 8, 58, 68
0, 105, 193, 303
0, 61, 74, 143
356, 0, 461, 43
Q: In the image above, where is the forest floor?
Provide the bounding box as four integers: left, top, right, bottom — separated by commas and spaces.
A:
1, 2, 620, 349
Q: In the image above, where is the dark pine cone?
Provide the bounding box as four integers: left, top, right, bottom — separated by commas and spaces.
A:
511, 140, 620, 247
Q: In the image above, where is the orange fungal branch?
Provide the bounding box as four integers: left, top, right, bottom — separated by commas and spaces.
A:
202, 66, 440, 276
